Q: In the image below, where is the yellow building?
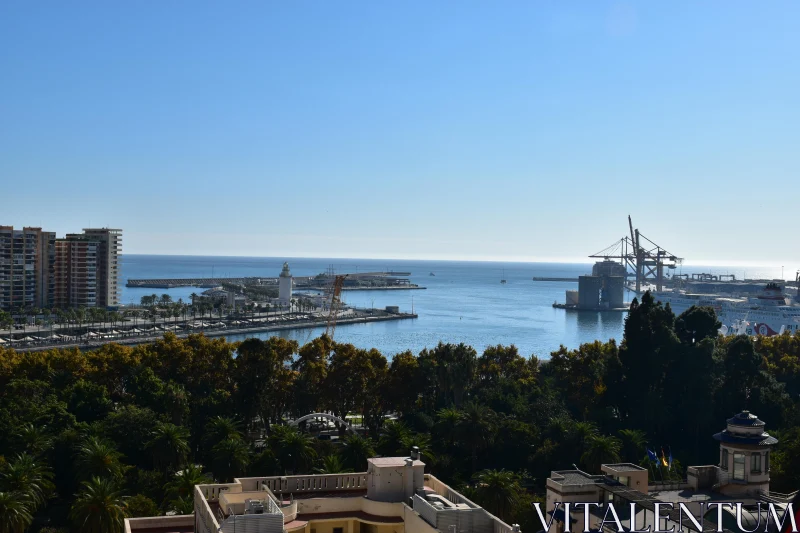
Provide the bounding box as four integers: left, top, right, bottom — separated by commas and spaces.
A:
125, 450, 518, 533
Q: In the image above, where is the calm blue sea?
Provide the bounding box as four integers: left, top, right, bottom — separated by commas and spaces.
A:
121, 255, 784, 359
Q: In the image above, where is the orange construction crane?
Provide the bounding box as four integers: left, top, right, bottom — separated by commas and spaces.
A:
325, 274, 347, 342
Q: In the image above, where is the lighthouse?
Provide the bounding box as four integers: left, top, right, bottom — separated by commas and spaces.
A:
279, 262, 292, 305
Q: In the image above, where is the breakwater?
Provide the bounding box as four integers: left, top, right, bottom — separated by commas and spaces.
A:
127, 271, 421, 289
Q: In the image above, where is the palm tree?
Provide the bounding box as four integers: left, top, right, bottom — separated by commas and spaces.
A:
314, 455, 351, 474
435, 408, 462, 448
378, 421, 410, 456
75, 437, 127, 481
146, 423, 190, 474
269, 426, 317, 474
458, 402, 495, 471
581, 434, 622, 473
164, 464, 212, 501
70, 477, 126, 533
204, 416, 243, 449
161, 294, 172, 306
211, 438, 250, 482
167, 494, 194, 515
13, 423, 52, 457
401, 433, 436, 464
0, 453, 54, 511
618, 429, 648, 462
0, 492, 33, 533
471, 469, 522, 522
339, 434, 375, 471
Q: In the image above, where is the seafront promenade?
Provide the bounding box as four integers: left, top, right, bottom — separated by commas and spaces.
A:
0, 308, 417, 352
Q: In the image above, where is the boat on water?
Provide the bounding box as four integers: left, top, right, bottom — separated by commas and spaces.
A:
501, 268, 507, 284
429, 272, 435, 276
653, 283, 800, 337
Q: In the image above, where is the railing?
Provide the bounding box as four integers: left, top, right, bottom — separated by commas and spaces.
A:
419, 477, 516, 533
413, 494, 440, 527
712, 468, 729, 491
247, 473, 368, 494
648, 480, 690, 491
198, 482, 241, 501
759, 489, 798, 503
194, 485, 221, 533
425, 474, 479, 508
493, 519, 514, 533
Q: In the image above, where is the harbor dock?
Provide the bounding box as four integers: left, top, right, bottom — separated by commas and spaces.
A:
553, 302, 630, 312
3, 308, 418, 352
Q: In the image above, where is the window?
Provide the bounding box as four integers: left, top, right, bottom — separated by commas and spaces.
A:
751, 453, 761, 473
733, 453, 745, 481
765, 452, 769, 472
721, 448, 729, 470
334, 528, 344, 533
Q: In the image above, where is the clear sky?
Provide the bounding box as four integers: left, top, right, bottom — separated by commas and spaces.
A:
1, 1, 798, 270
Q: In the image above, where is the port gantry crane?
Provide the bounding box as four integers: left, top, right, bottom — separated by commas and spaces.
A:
589, 215, 683, 293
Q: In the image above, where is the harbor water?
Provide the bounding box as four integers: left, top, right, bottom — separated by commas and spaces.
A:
121, 255, 785, 359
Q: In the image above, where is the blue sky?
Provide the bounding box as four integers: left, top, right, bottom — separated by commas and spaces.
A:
1, 1, 798, 269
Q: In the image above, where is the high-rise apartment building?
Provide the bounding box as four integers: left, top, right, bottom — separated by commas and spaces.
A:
82, 228, 122, 307
0, 226, 56, 312
54, 235, 99, 309
1, 225, 121, 312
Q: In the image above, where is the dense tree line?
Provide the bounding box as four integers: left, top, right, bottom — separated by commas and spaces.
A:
0, 291, 799, 532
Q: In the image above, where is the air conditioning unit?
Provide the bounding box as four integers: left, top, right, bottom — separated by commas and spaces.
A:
245, 499, 266, 514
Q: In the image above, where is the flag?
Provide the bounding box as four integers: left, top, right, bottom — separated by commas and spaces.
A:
668, 447, 673, 471
660, 448, 668, 467
647, 448, 658, 462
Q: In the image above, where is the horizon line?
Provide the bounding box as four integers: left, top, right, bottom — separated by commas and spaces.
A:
121, 252, 798, 272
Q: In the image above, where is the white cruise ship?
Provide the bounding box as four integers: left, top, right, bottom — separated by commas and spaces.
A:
653, 283, 800, 336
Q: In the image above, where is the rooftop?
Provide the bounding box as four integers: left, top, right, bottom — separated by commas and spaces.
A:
550, 470, 604, 486
126, 455, 517, 533
368, 457, 425, 467
727, 410, 766, 427
601, 463, 647, 472
712, 430, 778, 446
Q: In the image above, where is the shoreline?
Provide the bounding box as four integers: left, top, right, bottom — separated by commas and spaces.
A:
7, 313, 418, 353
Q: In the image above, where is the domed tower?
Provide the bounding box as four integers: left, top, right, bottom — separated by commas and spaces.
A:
713, 410, 778, 495
279, 262, 292, 305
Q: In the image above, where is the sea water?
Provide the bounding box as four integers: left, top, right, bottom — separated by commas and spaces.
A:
121, 255, 784, 359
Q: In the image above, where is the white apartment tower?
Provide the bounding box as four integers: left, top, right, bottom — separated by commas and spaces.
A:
82, 228, 122, 307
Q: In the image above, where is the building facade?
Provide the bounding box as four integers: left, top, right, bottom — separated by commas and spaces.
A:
0, 226, 56, 312
543, 410, 792, 533
125, 450, 518, 533
82, 228, 122, 307
1, 225, 121, 312
54, 235, 100, 309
